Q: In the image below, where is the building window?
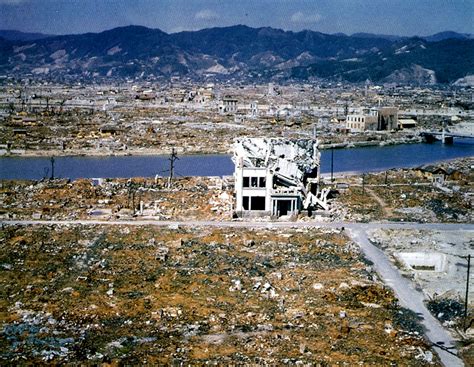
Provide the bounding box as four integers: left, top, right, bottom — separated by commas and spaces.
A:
250, 196, 266, 210
243, 177, 250, 187
251, 177, 258, 187
259, 177, 266, 187
243, 196, 249, 210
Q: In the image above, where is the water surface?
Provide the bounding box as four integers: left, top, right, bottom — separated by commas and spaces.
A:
1, 141, 472, 180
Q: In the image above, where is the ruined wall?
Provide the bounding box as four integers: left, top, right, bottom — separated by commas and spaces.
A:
232, 138, 321, 216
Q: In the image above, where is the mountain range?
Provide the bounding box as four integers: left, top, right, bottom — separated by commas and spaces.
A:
0, 25, 472, 84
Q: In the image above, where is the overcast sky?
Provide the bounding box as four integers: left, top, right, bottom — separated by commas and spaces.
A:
0, 0, 472, 36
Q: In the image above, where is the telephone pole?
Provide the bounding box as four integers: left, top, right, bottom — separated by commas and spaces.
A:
464, 254, 471, 331
168, 148, 179, 188
331, 146, 334, 182
50, 156, 55, 180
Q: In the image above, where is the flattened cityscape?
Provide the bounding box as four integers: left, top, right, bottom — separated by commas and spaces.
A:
1, 19, 473, 366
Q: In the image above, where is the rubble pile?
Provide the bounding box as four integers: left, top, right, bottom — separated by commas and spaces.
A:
336, 186, 384, 222
427, 299, 464, 323
0, 177, 233, 221
336, 158, 473, 223
233, 138, 319, 180
0, 225, 437, 365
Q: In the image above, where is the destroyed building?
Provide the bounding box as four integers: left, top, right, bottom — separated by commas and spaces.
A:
346, 106, 398, 132
219, 95, 238, 114
233, 138, 330, 217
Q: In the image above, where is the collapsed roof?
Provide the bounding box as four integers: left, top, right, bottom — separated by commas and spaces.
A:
233, 138, 329, 211
233, 138, 320, 186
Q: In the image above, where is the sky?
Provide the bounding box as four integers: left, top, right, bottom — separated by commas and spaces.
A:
0, 0, 473, 37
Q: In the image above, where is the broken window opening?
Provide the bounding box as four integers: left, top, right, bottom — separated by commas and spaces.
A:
250, 196, 266, 210
243, 196, 249, 210
243, 177, 250, 187
251, 177, 258, 187
276, 200, 292, 216
259, 177, 266, 187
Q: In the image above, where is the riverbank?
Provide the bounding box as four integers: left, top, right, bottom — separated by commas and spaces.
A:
0, 134, 425, 157
319, 134, 423, 150
1, 157, 471, 224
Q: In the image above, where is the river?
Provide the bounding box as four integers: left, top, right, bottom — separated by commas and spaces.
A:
0, 141, 472, 180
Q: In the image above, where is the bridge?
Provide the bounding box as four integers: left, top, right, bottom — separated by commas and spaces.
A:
420, 130, 474, 144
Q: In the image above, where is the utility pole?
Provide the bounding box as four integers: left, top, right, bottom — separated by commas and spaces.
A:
385, 170, 388, 186
331, 146, 334, 182
132, 191, 135, 213
127, 180, 133, 210
362, 174, 365, 194
168, 148, 179, 188
50, 156, 55, 180
464, 254, 471, 331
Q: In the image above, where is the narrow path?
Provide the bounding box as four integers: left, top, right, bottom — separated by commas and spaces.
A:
348, 228, 464, 367
366, 187, 392, 217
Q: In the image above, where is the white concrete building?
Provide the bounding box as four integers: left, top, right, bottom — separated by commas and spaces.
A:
219, 95, 238, 114
233, 138, 329, 217
249, 101, 259, 118
346, 106, 398, 132
346, 113, 378, 132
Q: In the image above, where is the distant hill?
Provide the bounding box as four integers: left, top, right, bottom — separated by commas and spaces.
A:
0, 29, 54, 41
351, 32, 406, 42
422, 31, 472, 42
1, 25, 472, 84
292, 38, 474, 84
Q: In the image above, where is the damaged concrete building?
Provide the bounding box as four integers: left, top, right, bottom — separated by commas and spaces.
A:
346, 106, 398, 132
233, 138, 330, 217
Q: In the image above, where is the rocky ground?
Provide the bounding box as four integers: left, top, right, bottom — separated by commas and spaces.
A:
333, 157, 473, 223
1, 158, 472, 364
0, 176, 233, 221
0, 224, 438, 365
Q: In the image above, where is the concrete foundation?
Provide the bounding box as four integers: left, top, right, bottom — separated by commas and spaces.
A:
395, 252, 447, 272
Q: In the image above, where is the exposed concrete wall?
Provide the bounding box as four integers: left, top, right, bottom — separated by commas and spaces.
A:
233, 138, 321, 217
396, 252, 447, 272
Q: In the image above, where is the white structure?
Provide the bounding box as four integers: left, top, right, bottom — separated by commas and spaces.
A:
233, 138, 329, 217
346, 113, 378, 132
346, 106, 398, 132
249, 101, 259, 118
219, 95, 238, 114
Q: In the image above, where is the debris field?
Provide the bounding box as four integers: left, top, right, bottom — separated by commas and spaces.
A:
0, 224, 438, 365
0, 176, 233, 221
333, 158, 473, 223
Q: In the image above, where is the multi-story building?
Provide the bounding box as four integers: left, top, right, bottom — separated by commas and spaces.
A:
233, 138, 329, 217
219, 95, 238, 114
346, 106, 398, 132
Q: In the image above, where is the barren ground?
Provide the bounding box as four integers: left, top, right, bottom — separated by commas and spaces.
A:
1, 224, 437, 365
